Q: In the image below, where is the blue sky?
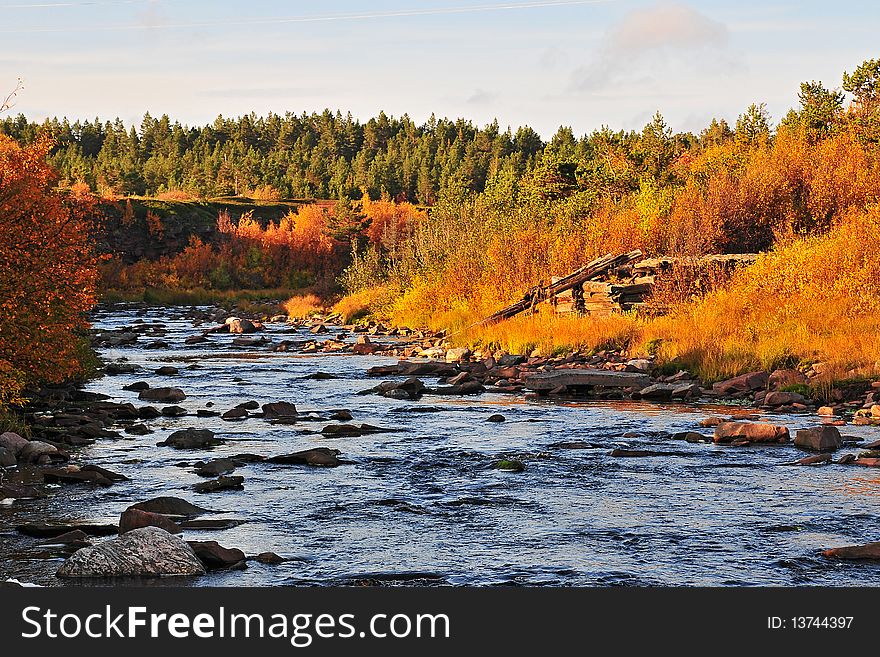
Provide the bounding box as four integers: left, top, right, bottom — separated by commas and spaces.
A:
1, 0, 878, 137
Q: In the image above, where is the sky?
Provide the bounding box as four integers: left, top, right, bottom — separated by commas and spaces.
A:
1, 0, 878, 137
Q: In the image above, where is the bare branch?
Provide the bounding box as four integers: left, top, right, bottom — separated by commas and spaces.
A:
0, 78, 24, 114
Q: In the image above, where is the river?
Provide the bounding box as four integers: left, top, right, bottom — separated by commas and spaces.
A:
3, 305, 880, 586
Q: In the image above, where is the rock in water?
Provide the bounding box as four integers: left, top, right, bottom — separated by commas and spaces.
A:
158, 428, 222, 449
794, 426, 841, 452
0, 431, 28, 457
267, 448, 341, 467
119, 508, 183, 534
187, 540, 246, 570
822, 542, 880, 560
221, 408, 248, 421
129, 496, 209, 517
56, 527, 205, 578
193, 476, 244, 493
262, 401, 298, 419
714, 422, 790, 444
138, 387, 186, 403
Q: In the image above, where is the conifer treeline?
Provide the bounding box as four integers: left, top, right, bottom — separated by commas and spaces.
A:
0, 110, 549, 201
0, 108, 759, 203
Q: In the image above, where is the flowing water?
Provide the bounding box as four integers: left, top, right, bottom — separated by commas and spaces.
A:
3, 306, 880, 586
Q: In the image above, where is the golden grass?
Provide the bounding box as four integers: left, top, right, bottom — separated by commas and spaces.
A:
337, 205, 880, 383
458, 312, 641, 357
283, 293, 324, 319
332, 286, 396, 324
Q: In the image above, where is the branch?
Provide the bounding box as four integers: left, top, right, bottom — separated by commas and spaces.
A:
0, 78, 24, 114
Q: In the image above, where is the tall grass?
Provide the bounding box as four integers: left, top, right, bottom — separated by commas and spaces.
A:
283, 294, 324, 319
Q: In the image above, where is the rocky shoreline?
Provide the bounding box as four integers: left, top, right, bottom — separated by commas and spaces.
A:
4, 303, 880, 585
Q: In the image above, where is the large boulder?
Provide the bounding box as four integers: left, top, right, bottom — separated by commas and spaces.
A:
714, 421, 790, 444
768, 369, 808, 389
157, 428, 222, 449
119, 508, 182, 534
713, 371, 769, 395
56, 527, 205, 578
0, 446, 15, 467
0, 432, 28, 457
18, 441, 64, 464
794, 426, 841, 452
763, 391, 807, 407
138, 387, 186, 403
262, 402, 298, 419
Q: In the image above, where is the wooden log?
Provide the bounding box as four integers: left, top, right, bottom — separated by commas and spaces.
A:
523, 369, 650, 390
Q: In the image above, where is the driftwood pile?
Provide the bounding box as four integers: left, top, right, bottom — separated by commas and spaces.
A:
552, 253, 759, 317
478, 251, 760, 324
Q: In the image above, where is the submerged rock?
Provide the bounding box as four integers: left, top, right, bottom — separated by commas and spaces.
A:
486, 414, 505, 423
493, 459, 525, 472
56, 527, 205, 578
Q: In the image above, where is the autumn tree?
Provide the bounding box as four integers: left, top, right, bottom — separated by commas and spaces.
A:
0, 135, 97, 407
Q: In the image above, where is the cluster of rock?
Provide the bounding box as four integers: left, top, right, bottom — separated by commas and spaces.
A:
54, 496, 285, 578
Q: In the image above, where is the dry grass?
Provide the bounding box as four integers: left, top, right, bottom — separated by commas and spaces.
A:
338, 205, 880, 383
333, 286, 395, 324
458, 311, 640, 357
283, 293, 324, 319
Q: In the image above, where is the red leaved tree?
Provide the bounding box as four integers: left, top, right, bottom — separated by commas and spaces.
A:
0, 135, 98, 407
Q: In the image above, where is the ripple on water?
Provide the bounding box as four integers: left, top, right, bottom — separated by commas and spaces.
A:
4, 305, 880, 587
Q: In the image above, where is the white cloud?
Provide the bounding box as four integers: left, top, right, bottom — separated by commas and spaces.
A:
571, 2, 729, 92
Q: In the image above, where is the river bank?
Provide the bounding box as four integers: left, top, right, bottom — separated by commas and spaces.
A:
3, 304, 880, 587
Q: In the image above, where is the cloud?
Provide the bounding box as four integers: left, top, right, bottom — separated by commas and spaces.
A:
571, 2, 729, 92
539, 46, 569, 70
466, 88, 496, 104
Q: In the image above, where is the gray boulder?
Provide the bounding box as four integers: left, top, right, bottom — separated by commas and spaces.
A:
56, 527, 205, 578
0, 431, 28, 457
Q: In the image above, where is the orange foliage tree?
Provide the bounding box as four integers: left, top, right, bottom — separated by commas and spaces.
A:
0, 135, 98, 407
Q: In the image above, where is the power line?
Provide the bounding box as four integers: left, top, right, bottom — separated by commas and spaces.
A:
1, 0, 146, 8
1, 0, 616, 33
